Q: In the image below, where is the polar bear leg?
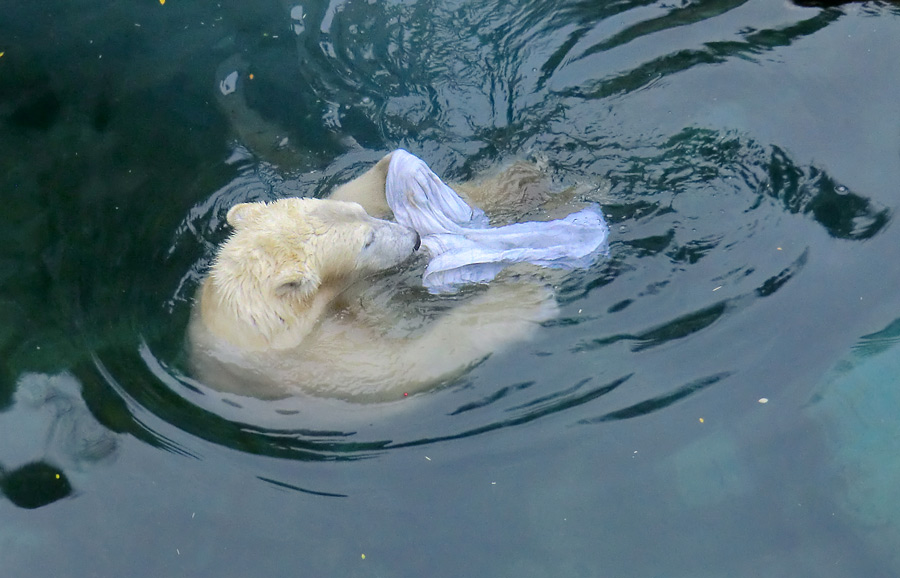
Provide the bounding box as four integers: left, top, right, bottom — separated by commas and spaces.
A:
328, 153, 394, 218
403, 282, 559, 379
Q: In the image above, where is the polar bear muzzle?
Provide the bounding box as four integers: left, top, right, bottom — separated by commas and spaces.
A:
354, 218, 421, 272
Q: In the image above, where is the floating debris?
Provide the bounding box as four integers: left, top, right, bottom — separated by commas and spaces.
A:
220, 71, 238, 95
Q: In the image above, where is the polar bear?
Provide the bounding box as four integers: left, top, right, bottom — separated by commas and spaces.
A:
188, 153, 559, 402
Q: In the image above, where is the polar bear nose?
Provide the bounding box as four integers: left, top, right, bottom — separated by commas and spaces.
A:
413, 232, 421, 251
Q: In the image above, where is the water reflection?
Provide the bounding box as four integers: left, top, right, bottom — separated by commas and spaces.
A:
603, 128, 888, 243
121, 118, 886, 461
575, 301, 729, 352
549, 8, 844, 100
0, 372, 118, 509
256, 475, 347, 498
1, 0, 896, 484
6, 86, 889, 466
579, 371, 729, 423
228, 0, 855, 160
2, 0, 899, 573
15, 372, 118, 466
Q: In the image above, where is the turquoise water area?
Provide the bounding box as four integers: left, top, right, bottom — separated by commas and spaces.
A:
2, 0, 900, 575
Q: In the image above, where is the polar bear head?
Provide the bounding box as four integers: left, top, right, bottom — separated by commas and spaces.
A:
202, 197, 420, 349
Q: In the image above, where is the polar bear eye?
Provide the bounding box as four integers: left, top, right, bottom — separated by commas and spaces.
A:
362, 230, 376, 249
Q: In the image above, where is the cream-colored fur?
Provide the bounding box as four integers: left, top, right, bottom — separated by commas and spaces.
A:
189, 153, 559, 402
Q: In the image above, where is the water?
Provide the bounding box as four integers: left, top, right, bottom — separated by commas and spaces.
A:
2, 0, 900, 575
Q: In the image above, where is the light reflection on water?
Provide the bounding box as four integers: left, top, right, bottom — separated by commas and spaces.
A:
2, 0, 900, 575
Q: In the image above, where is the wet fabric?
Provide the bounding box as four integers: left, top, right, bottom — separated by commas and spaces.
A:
385, 149, 610, 293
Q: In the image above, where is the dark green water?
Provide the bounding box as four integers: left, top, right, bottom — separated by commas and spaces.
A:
2, 0, 900, 575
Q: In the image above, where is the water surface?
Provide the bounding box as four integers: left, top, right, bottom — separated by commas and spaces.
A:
2, 0, 900, 575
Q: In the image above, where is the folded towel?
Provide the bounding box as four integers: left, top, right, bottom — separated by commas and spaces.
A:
386, 149, 610, 294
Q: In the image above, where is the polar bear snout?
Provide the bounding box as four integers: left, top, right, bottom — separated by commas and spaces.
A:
356, 219, 422, 271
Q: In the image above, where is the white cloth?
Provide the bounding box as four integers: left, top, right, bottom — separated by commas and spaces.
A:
385, 149, 610, 294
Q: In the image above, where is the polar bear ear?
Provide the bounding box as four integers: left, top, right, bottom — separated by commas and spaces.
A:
273, 267, 321, 300
226, 202, 265, 229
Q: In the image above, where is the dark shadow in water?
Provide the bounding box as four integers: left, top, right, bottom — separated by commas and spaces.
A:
575, 301, 728, 353
0, 301, 31, 411
0, 461, 72, 509
766, 147, 889, 240
9, 90, 62, 132
579, 372, 729, 424
389, 374, 633, 449
604, 128, 889, 244
506, 377, 599, 412
756, 248, 809, 298
624, 230, 676, 258
257, 476, 348, 498
536, 0, 682, 90
792, 0, 899, 7
82, 340, 635, 459
852, 317, 900, 357
449, 381, 536, 415
78, 353, 391, 462
574, 249, 809, 353
556, 9, 843, 100
812, 315, 900, 382
577, 0, 753, 62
